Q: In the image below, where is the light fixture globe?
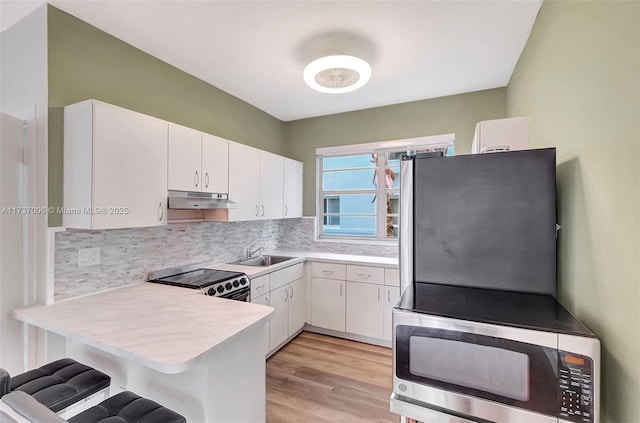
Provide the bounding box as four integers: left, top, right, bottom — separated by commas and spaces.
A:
303, 55, 371, 94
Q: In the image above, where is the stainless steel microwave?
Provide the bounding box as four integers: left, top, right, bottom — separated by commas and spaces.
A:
391, 306, 600, 423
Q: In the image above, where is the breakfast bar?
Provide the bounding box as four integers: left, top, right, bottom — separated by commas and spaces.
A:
13, 283, 273, 422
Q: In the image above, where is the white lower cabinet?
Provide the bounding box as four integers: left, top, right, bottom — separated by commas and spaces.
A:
309, 262, 399, 346
269, 285, 289, 351
310, 277, 345, 332
383, 286, 400, 342
346, 281, 384, 339
288, 278, 306, 336
251, 293, 271, 355
252, 263, 305, 356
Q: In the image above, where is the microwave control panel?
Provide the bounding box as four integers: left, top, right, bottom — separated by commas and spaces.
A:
559, 351, 594, 423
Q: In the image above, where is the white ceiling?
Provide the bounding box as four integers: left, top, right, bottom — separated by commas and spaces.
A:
48, 0, 542, 122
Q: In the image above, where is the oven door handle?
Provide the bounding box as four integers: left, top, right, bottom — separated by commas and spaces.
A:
224, 287, 250, 301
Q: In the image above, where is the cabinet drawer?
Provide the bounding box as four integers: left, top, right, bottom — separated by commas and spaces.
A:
311, 262, 346, 280
347, 265, 384, 285
384, 268, 400, 286
270, 263, 304, 291
251, 274, 270, 298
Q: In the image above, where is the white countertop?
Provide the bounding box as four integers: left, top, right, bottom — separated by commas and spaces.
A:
13, 283, 273, 374
206, 250, 398, 277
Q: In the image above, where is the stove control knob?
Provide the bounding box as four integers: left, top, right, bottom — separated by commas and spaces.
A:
240, 277, 248, 286
233, 280, 240, 288
225, 282, 232, 290
208, 287, 216, 296
216, 285, 225, 294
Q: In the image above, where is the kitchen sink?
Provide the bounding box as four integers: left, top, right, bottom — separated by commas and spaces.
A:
228, 255, 295, 267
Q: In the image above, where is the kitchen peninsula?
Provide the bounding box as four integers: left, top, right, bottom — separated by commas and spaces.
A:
13, 282, 273, 423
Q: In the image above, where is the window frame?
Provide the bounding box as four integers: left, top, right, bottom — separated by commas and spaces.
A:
316, 134, 455, 243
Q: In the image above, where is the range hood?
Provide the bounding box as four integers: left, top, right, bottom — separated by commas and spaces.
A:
168, 190, 237, 210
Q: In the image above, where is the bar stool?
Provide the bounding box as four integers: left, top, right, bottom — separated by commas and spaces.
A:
0, 359, 111, 413
0, 390, 186, 423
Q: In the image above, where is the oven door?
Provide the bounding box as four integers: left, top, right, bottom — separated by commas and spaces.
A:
393, 308, 559, 423
223, 286, 250, 302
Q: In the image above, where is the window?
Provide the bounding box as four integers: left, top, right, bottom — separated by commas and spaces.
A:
317, 135, 455, 242
323, 196, 340, 226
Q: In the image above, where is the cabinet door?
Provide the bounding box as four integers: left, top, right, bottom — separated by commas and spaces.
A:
168, 124, 202, 191
311, 277, 345, 332
251, 292, 271, 356
383, 286, 400, 342
283, 158, 303, 218
259, 151, 284, 220
269, 285, 289, 351
288, 278, 306, 336
92, 102, 168, 229
201, 133, 228, 194
346, 281, 383, 339
228, 142, 260, 221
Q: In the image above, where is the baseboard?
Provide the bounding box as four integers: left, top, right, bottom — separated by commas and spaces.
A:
303, 325, 391, 348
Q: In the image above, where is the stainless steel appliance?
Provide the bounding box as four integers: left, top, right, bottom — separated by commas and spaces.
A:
147, 264, 250, 301
392, 149, 600, 423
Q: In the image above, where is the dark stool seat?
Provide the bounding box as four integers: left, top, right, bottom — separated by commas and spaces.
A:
68, 391, 186, 423
0, 390, 186, 423
1, 358, 110, 412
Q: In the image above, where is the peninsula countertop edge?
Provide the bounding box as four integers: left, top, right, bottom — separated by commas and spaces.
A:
13, 283, 274, 374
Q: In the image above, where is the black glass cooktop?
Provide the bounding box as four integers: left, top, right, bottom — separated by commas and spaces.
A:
398, 281, 595, 337
150, 269, 244, 289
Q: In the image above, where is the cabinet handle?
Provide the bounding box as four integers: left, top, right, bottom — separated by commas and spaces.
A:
284, 205, 288, 216
194, 170, 199, 187
289, 286, 294, 299
266, 297, 270, 305
255, 205, 259, 217
261, 205, 265, 216
205, 172, 209, 188
388, 289, 391, 302
339, 283, 343, 296
285, 288, 289, 301
378, 287, 381, 301
158, 202, 163, 221
257, 283, 266, 291
322, 270, 334, 275
358, 273, 371, 279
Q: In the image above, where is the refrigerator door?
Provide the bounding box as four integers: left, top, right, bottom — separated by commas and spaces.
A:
411, 148, 557, 296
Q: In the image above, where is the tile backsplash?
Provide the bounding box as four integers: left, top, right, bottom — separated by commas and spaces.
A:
54, 216, 398, 301
283, 217, 399, 257
54, 220, 284, 301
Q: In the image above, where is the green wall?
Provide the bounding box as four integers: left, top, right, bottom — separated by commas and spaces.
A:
47, 5, 286, 226
507, 1, 639, 421
285, 88, 507, 215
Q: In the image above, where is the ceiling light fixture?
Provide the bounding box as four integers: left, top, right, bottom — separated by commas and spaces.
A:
303, 54, 371, 94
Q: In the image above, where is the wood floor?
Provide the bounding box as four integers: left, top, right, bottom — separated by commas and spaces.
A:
266, 331, 400, 423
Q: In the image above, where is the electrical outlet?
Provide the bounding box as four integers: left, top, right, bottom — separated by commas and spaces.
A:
78, 247, 100, 267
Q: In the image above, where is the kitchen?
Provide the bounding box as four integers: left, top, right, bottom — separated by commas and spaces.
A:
0, 1, 638, 423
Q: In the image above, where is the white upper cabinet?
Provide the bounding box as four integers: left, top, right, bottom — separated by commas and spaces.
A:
283, 158, 303, 218
259, 151, 284, 220
228, 142, 290, 221
168, 124, 229, 193
64, 100, 168, 230
201, 133, 229, 194
228, 142, 261, 221
168, 124, 202, 191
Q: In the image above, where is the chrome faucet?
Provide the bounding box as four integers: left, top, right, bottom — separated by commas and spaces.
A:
246, 244, 264, 259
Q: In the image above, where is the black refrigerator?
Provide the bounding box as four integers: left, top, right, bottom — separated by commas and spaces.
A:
399, 148, 557, 296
